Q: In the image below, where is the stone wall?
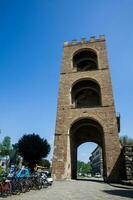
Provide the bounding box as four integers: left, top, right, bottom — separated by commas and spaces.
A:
124, 145, 133, 180
52, 36, 121, 182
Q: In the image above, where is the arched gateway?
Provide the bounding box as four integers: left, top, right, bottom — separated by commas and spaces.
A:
52, 36, 121, 182
70, 118, 105, 179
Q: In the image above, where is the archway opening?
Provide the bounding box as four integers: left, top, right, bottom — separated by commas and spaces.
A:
77, 142, 103, 180
73, 49, 98, 71
71, 80, 101, 108
70, 118, 106, 180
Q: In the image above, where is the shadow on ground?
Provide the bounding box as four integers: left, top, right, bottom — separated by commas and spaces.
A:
109, 183, 133, 190
103, 189, 133, 199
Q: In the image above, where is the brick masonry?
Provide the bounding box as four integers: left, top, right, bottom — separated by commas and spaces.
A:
124, 145, 133, 180
52, 36, 121, 182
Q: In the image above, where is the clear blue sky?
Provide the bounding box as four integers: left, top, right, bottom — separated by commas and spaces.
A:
0, 0, 133, 162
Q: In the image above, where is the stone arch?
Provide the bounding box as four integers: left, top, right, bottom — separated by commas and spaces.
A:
73, 48, 98, 71
69, 117, 106, 179
71, 79, 102, 108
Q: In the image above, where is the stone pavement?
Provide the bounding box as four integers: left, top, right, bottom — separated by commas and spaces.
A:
1, 179, 133, 200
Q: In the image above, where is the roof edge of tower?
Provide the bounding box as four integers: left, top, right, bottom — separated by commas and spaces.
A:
63, 35, 106, 47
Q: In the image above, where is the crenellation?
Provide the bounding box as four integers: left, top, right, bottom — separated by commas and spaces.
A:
63, 41, 69, 46
81, 37, 87, 43
99, 35, 106, 41
63, 35, 106, 47
89, 36, 96, 42
71, 39, 78, 44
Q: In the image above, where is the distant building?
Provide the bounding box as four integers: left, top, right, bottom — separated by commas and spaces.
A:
89, 146, 103, 176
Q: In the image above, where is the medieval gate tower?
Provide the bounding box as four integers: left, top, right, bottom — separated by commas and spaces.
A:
52, 35, 121, 182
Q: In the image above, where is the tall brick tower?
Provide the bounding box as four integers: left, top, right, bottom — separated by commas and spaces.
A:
52, 36, 121, 182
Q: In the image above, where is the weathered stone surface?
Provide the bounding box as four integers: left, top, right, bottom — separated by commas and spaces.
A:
124, 145, 133, 180
52, 36, 121, 182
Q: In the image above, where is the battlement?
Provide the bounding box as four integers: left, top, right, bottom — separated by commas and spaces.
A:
63, 35, 105, 47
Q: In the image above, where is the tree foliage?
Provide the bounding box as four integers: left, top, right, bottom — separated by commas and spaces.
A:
77, 160, 92, 174
10, 143, 19, 165
0, 166, 4, 176
0, 136, 12, 156
17, 133, 50, 167
120, 135, 133, 145
38, 159, 51, 169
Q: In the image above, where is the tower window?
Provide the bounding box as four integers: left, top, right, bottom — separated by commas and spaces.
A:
73, 50, 98, 71
71, 80, 101, 108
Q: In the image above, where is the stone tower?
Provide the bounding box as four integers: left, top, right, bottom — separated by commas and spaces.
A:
52, 36, 121, 182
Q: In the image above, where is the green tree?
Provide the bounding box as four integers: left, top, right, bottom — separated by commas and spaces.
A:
0, 136, 12, 156
0, 166, 4, 176
38, 159, 51, 169
17, 133, 50, 170
120, 135, 133, 145
77, 160, 92, 175
0, 136, 12, 172
10, 143, 19, 165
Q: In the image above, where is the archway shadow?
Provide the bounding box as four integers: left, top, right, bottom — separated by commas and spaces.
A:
109, 183, 133, 190
103, 189, 133, 199
103, 181, 133, 199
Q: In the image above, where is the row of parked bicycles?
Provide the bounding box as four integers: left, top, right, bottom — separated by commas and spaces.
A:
0, 167, 53, 197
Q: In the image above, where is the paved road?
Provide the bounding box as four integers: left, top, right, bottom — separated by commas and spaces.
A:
1, 179, 133, 200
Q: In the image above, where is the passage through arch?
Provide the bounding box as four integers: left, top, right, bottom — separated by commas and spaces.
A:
77, 142, 103, 179
71, 79, 102, 108
70, 118, 106, 180
73, 49, 98, 71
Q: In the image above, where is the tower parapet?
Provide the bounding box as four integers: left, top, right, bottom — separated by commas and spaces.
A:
63, 35, 105, 47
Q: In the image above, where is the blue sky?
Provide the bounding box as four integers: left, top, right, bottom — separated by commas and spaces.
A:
0, 0, 133, 162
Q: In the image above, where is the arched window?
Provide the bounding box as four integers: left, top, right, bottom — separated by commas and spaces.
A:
73, 49, 98, 71
71, 80, 101, 108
